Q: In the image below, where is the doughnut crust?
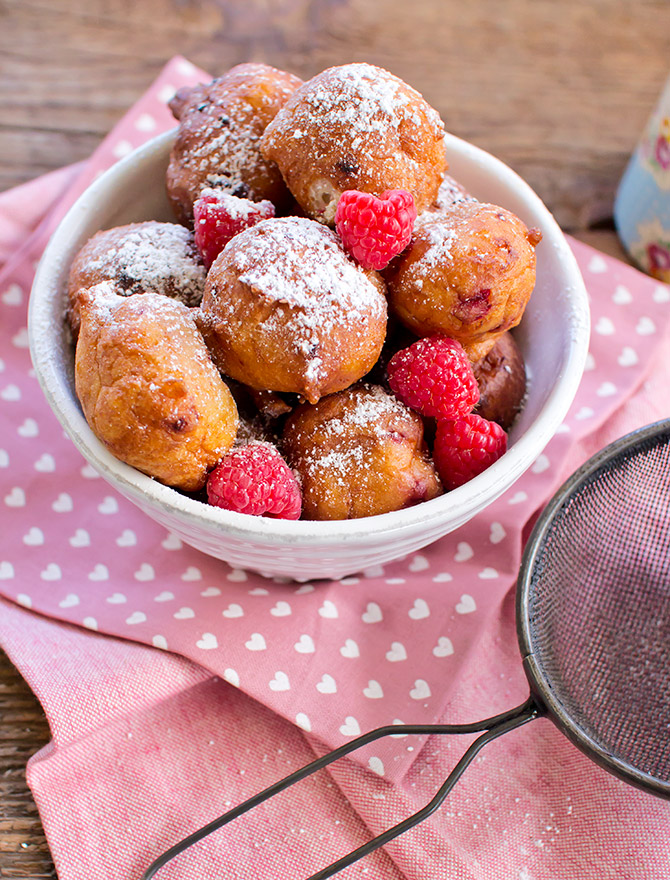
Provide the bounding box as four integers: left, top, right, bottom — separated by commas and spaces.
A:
75, 283, 238, 491
282, 384, 442, 520
430, 173, 477, 213
66, 221, 206, 336
472, 331, 527, 430
261, 63, 446, 224
166, 63, 303, 223
385, 202, 542, 356
199, 217, 388, 404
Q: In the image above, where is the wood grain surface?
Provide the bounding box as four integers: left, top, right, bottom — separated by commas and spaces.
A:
0, 650, 56, 879
2, 0, 670, 227
0, 0, 663, 875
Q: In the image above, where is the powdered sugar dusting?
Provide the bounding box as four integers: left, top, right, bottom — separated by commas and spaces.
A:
198, 109, 261, 193
406, 220, 458, 289
295, 385, 414, 490
421, 223, 457, 268
83, 285, 214, 382
267, 63, 444, 151
177, 66, 298, 197
198, 189, 271, 223
303, 64, 411, 136
432, 175, 477, 212
79, 280, 124, 322
223, 218, 386, 381
337, 383, 408, 429
82, 222, 205, 307
312, 445, 366, 482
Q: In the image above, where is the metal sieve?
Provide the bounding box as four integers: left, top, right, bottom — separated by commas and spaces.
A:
143, 419, 670, 880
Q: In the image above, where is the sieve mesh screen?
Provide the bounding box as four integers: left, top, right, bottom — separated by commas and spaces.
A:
525, 430, 670, 784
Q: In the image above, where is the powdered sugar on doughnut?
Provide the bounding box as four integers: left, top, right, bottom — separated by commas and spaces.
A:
432, 174, 477, 212
196, 104, 262, 191
406, 220, 458, 290
81, 285, 217, 381
81, 222, 205, 307
269, 63, 444, 154
77, 280, 124, 322
335, 383, 409, 429
227, 217, 386, 380
178, 66, 299, 198
291, 385, 418, 491
421, 223, 457, 267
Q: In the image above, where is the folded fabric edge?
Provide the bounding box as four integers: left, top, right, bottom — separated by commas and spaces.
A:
0, 597, 211, 748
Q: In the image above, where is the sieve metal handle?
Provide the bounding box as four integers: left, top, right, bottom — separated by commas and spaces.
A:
141, 697, 541, 880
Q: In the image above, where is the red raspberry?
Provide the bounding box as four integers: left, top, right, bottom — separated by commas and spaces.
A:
387, 335, 480, 420
193, 190, 275, 268
433, 414, 507, 490
206, 443, 301, 520
335, 189, 417, 270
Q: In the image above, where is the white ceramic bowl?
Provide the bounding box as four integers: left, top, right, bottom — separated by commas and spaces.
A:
29, 129, 590, 581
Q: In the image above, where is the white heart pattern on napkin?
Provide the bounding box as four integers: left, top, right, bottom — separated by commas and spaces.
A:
294, 634, 315, 654
197, 633, 218, 650
385, 642, 407, 662
410, 679, 431, 700
456, 594, 477, 614
316, 674, 337, 694
362, 602, 383, 623
269, 671, 290, 692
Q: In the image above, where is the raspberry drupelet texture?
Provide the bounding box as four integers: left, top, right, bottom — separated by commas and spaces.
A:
335, 189, 417, 270
433, 414, 507, 490
193, 190, 275, 268
206, 442, 302, 519
387, 335, 480, 420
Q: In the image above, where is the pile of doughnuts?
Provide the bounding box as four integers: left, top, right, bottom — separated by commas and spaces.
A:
68, 61, 541, 520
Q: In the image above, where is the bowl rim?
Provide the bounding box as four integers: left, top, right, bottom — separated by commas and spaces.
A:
28, 128, 591, 547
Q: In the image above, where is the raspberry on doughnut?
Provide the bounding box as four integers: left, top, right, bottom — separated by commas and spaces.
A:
387, 335, 480, 420
166, 63, 303, 224
261, 63, 447, 225
206, 442, 302, 520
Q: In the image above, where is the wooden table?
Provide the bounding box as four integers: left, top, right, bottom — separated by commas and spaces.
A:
1, 0, 668, 875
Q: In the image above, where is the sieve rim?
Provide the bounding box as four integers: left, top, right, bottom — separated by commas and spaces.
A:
516, 417, 670, 800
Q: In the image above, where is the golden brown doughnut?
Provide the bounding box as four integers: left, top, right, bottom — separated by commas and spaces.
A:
471, 331, 527, 430
166, 63, 303, 224
261, 63, 447, 224
384, 201, 542, 356
66, 221, 206, 336
199, 217, 388, 404
282, 383, 442, 520
75, 282, 238, 492
430, 173, 477, 213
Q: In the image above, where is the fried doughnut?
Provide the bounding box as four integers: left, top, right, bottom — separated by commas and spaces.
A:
430, 173, 477, 213
282, 383, 442, 520
261, 63, 446, 225
199, 217, 388, 404
385, 202, 542, 357
66, 221, 206, 336
166, 63, 303, 223
472, 331, 527, 430
75, 282, 238, 492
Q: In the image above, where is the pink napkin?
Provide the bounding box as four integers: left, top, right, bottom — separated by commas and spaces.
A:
1, 56, 670, 880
